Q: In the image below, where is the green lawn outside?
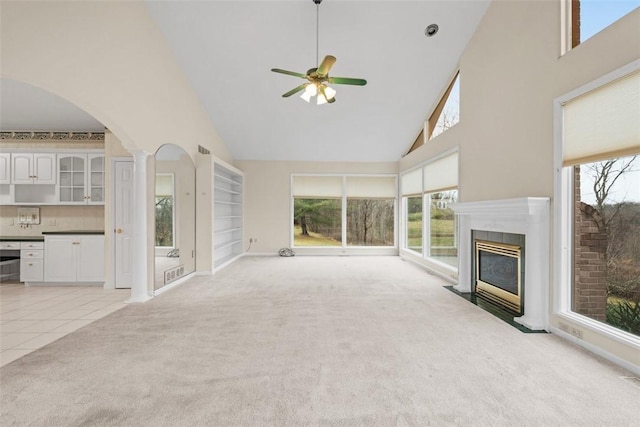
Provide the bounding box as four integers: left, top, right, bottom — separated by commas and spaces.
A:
293, 225, 341, 246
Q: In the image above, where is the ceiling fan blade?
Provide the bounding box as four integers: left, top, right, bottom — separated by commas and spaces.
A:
271, 68, 307, 79
282, 84, 308, 98
328, 77, 367, 86
316, 55, 336, 77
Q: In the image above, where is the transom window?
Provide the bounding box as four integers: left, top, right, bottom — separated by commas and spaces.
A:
567, 0, 639, 49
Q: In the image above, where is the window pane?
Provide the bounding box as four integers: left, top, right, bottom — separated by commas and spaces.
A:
577, 0, 640, 44
293, 198, 342, 247
429, 190, 458, 267
406, 196, 422, 253
346, 199, 394, 246
155, 195, 174, 247
573, 154, 640, 336
431, 74, 460, 139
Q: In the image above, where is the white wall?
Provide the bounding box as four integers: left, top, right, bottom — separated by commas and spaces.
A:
399, 1, 639, 370
0, 1, 231, 163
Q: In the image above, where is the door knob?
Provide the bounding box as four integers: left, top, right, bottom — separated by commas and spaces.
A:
116, 228, 123, 234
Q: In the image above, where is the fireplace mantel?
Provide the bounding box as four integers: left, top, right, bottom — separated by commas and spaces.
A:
451, 197, 550, 331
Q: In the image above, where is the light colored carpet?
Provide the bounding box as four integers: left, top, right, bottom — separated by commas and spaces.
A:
1, 256, 638, 426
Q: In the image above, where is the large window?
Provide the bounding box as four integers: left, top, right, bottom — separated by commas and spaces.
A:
573, 156, 639, 336
406, 196, 423, 254
292, 175, 396, 248
401, 152, 459, 268
428, 190, 458, 267
347, 199, 394, 246
293, 198, 342, 246
557, 65, 639, 340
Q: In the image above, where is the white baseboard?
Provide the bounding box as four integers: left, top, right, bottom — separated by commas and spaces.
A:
549, 326, 640, 376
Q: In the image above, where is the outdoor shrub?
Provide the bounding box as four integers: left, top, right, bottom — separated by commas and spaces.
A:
606, 299, 640, 336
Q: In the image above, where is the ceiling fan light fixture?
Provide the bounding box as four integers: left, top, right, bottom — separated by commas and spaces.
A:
324, 85, 336, 100
300, 83, 317, 102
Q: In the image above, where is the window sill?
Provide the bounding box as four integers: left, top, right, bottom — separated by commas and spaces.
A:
554, 310, 640, 349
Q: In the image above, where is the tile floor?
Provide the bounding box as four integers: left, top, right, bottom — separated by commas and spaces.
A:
0, 282, 129, 367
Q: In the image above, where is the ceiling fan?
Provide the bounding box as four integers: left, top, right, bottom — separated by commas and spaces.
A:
271, 0, 367, 105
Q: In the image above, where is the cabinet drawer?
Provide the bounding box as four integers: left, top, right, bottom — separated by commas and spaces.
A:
21, 249, 43, 259
20, 258, 44, 282
0, 242, 21, 250
20, 241, 44, 250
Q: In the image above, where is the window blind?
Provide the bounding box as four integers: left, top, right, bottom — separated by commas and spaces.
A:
292, 175, 343, 198
346, 176, 396, 198
401, 168, 423, 196
423, 152, 458, 193
563, 71, 640, 166
155, 174, 173, 196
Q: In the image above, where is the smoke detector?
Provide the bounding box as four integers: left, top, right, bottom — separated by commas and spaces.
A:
425, 24, 439, 37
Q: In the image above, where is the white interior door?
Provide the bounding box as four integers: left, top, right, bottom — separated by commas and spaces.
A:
114, 160, 134, 289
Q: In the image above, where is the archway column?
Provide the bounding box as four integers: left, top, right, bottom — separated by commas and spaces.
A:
127, 149, 153, 303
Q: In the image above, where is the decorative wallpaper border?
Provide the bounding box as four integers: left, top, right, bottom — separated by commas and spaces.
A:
0, 131, 105, 141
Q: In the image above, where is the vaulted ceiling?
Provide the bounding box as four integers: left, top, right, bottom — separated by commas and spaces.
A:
0, 1, 490, 162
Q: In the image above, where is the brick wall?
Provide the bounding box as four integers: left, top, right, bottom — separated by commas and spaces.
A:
573, 166, 608, 321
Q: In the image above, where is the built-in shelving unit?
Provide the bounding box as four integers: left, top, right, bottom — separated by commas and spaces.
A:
213, 162, 243, 270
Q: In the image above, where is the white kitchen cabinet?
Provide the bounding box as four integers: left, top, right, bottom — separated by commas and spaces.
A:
0, 153, 10, 184
20, 242, 44, 282
58, 153, 105, 205
44, 235, 104, 283
11, 153, 56, 184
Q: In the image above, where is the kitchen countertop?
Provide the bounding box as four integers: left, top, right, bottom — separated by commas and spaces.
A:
41, 231, 105, 235
0, 236, 45, 241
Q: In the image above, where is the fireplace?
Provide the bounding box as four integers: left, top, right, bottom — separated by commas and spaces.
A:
475, 240, 523, 314
450, 198, 550, 331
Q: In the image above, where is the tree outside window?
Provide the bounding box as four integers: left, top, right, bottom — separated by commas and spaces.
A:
293, 198, 341, 246
347, 199, 394, 246
574, 154, 639, 336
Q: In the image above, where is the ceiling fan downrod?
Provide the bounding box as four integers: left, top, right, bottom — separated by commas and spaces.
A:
314, 0, 322, 67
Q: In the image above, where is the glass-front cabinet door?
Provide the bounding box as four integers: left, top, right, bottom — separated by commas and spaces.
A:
88, 154, 104, 204
58, 154, 86, 203
57, 153, 105, 205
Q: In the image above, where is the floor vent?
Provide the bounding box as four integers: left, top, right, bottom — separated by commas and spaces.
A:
164, 264, 185, 285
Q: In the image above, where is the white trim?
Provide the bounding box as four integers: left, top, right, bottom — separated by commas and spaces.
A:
451, 197, 551, 331
400, 146, 460, 178
552, 60, 640, 366
555, 60, 640, 106
153, 271, 195, 297
213, 252, 244, 273
399, 250, 458, 284
127, 149, 152, 304
550, 326, 640, 376
559, 0, 571, 56
109, 156, 133, 291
